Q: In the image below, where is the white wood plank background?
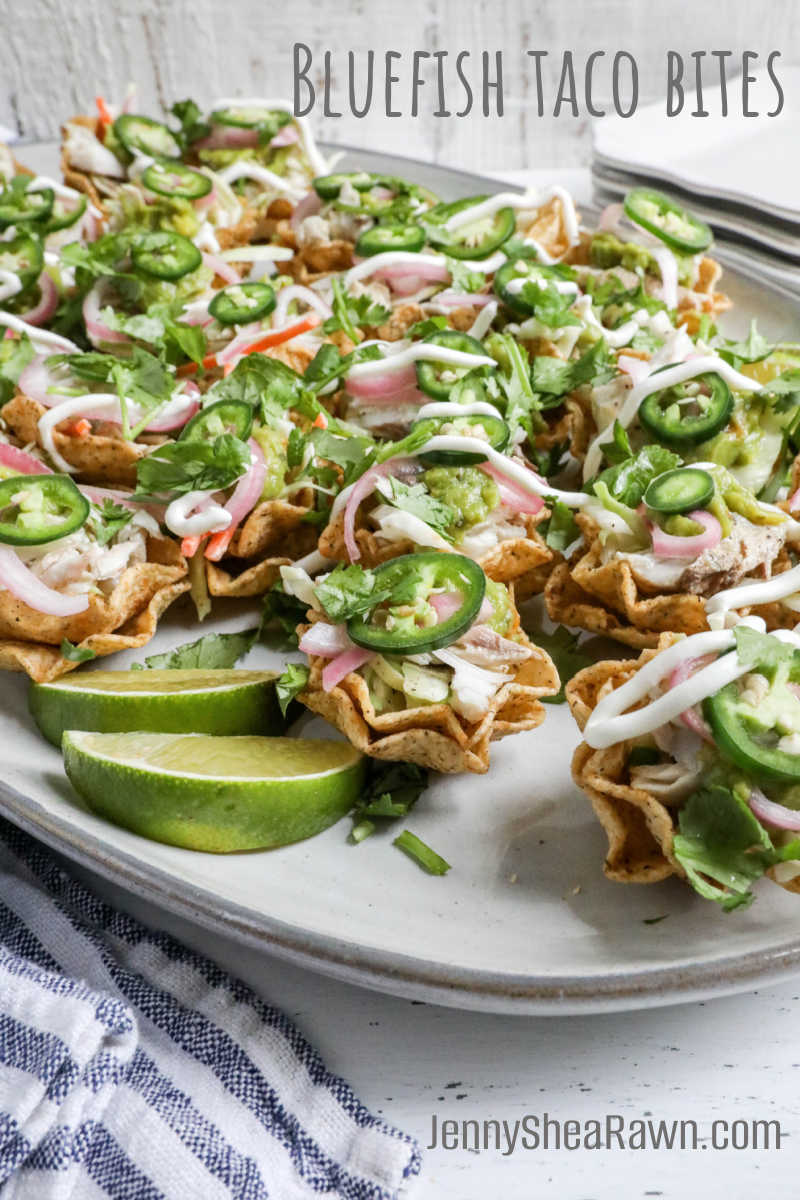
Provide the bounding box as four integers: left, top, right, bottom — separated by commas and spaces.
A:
1, 0, 797, 170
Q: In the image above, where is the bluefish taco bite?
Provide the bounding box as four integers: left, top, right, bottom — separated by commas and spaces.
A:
282, 551, 558, 772
568, 619, 800, 908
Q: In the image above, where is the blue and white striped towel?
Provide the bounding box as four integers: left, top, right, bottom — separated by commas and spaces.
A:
0, 818, 421, 1198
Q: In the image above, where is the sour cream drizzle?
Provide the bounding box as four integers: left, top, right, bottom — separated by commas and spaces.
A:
329, 435, 589, 521
215, 160, 306, 201
0, 312, 79, 353
415, 400, 503, 421
584, 356, 763, 478
345, 343, 496, 380
706, 562, 800, 618
165, 490, 232, 537
443, 186, 580, 247
344, 250, 506, 288
584, 617, 800, 749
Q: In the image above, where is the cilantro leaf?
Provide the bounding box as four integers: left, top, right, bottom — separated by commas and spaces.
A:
60, 639, 96, 663
523, 624, 593, 704
591, 444, 682, 507
444, 258, 484, 294
673, 783, 800, 911
0, 333, 34, 404
718, 320, 773, 367
275, 662, 310, 716
598, 419, 633, 466
350, 760, 429, 844
407, 316, 449, 340
532, 339, 617, 401
302, 341, 382, 393
323, 283, 390, 339
133, 434, 251, 502
258, 584, 306, 650
141, 627, 257, 670
383, 477, 455, 538
517, 278, 580, 329
88, 499, 134, 546
314, 563, 392, 623
170, 98, 211, 147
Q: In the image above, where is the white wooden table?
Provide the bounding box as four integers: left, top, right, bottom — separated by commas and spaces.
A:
80, 865, 799, 1198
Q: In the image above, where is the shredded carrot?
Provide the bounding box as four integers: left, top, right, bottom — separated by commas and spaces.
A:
181, 534, 206, 558
204, 527, 235, 562
176, 314, 321, 377
95, 96, 114, 128
64, 419, 91, 437
312, 411, 328, 430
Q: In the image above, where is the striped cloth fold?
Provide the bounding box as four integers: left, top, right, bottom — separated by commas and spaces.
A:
0, 818, 421, 1199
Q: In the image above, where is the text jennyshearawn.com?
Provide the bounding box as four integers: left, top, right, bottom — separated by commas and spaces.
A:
426, 1113, 786, 1155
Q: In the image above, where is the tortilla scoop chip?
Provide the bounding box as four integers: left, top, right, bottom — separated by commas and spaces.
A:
0, 536, 186, 647
566, 644, 682, 884
546, 525, 800, 648
318, 509, 553, 590
0, 541, 189, 682
2, 393, 148, 486
299, 626, 560, 774
228, 495, 317, 560
517, 195, 578, 262
206, 556, 289, 599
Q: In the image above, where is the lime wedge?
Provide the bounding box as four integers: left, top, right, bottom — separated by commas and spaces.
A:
30, 669, 285, 746
63, 731, 365, 852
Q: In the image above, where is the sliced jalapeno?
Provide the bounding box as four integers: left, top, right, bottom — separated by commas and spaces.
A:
44, 192, 88, 233
179, 399, 254, 444
493, 258, 577, 317
208, 281, 276, 326
131, 230, 202, 280
142, 161, 212, 201
624, 187, 712, 255
313, 172, 376, 201
414, 413, 509, 466
210, 106, 291, 135
0, 474, 89, 546
425, 195, 515, 260
114, 114, 182, 160
355, 223, 425, 256
705, 672, 800, 783
0, 184, 53, 230
644, 467, 715, 515
415, 330, 492, 401
0, 232, 44, 292
346, 551, 486, 656
638, 372, 733, 448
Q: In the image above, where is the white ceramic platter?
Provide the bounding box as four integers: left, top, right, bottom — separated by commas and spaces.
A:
3, 144, 800, 1015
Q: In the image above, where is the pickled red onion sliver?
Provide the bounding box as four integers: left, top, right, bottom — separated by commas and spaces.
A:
430, 591, 462, 623
272, 284, 332, 327
194, 186, 217, 213
270, 124, 299, 148
204, 438, 267, 561
143, 397, 200, 433
322, 647, 375, 692
667, 654, 715, 741
343, 456, 416, 561
202, 252, 239, 285
83, 282, 130, 347
0, 544, 89, 617
345, 362, 418, 400
18, 273, 59, 327
599, 202, 624, 232
0, 442, 51, 476
18, 357, 75, 407
347, 383, 428, 409
478, 462, 545, 515
618, 355, 651, 385
194, 126, 261, 151
291, 190, 322, 230
649, 510, 721, 559
749, 788, 800, 832
373, 261, 451, 296
298, 621, 353, 657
